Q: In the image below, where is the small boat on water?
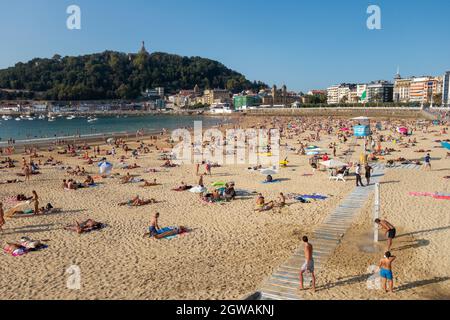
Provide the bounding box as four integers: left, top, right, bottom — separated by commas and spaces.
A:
66, 115, 76, 120
2, 115, 12, 121
87, 117, 98, 123
48, 117, 56, 122
15, 117, 21, 121
38, 115, 46, 120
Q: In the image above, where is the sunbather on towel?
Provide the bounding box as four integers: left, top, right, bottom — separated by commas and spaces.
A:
4, 243, 28, 256
154, 226, 187, 239
172, 182, 192, 191
141, 179, 160, 188
64, 219, 103, 234
118, 196, 157, 207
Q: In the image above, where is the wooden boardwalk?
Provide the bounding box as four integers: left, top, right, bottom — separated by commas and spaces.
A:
371, 163, 422, 171
257, 165, 386, 300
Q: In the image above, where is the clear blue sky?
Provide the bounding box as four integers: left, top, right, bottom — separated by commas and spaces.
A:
0, 0, 449, 92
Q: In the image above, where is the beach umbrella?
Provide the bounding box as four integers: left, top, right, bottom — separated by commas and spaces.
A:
320, 159, 348, 168
212, 181, 226, 187
441, 142, 450, 150
397, 127, 408, 135
98, 161, 113, 175
260, 168, 278, 175
306, 145, 319, 150
306, 151, 320, 156
340, 127, 350, 132
189, 186, 207, 194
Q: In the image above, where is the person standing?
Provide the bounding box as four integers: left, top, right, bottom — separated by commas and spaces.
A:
299, 236, 316, 292
365, 163, 373, 186
355, 163, 364, 187
379, 251, 396, 293
205, 162, 212, 176
32, 190, 39, 215
424, 153, 431, 171
195, 163, 200, 176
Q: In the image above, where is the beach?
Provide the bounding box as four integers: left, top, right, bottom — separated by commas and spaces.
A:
0, 114, 449, 300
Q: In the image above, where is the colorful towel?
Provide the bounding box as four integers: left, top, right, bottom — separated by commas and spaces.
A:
156, 227, 186, 240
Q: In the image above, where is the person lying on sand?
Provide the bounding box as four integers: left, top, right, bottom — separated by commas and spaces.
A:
0, 179, 23, 185
161, 160, 177, 168
120, 173, 133, 184
118, 196, 157, 207
153, 226, 187, 239
4, 242, 28, 255
140, 179, 160, 188
172, 182, 192, 191
64, 219, 103, 234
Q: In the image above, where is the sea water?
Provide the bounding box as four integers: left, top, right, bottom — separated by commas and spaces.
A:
0, 115, 230, 142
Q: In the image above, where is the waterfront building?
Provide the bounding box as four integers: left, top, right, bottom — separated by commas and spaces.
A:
261, 85, 300, 106
394, 78, 412, 103
327, 84, 356, 104
367, 81, 394, 103
202, 89, 232, 105
409, 77, 440, 104
233, 95, 262, 110
327, 85, 339, 104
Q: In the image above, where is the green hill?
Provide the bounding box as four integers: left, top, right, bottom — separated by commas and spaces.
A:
0, 50, 267, 101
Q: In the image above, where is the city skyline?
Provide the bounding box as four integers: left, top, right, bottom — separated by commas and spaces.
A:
0, 0, 449, 92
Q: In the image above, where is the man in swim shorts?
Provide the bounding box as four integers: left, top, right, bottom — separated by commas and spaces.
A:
375, 219, 396, 251
379, 251, 396, 293
300, 236, 316, 292
144, 212, 160, 238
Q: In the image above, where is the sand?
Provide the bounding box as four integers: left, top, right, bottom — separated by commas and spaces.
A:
0, 115, 449, 300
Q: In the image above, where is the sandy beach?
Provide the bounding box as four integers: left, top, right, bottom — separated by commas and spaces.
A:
0, 114, 449, 300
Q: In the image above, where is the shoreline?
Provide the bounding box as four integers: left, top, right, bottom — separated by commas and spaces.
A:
0, 107, 439, 148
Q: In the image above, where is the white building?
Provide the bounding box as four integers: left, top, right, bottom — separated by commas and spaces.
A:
327, 84, 356, 104
327, 85, 339, 104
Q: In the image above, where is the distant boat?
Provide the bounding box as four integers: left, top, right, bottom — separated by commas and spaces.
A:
2, 115, 12, 120
66, 115, 76, 120
48, 117, 56, 122
38, 115, 46, 120
15, 117, 21, 121
87, 117, 98, 123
